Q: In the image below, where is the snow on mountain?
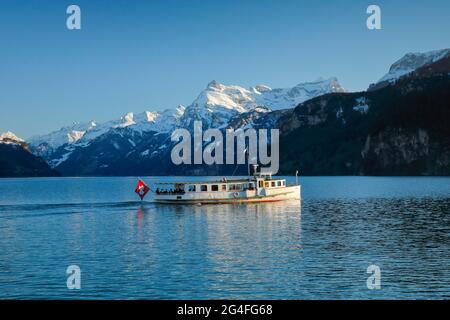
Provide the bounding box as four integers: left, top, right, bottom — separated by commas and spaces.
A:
180, 80, 257, 128
196, 80, 255, 113
29, 106, 186, 153
28, 121, 97, 151
0, 131, 25, 145
82, 106, 186, 139
376, 49, 450, 85
252, 77, 345, 110
181, 78, 345, 128
135, 106, 186, 133
29, 78, 344, 161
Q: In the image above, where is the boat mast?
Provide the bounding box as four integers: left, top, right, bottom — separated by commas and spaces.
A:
246, 147, 250, 180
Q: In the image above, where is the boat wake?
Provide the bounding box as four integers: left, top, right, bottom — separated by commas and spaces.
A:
0, 200, 155, 219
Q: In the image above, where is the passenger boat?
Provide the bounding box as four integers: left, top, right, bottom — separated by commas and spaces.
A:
153, 167, 301, 204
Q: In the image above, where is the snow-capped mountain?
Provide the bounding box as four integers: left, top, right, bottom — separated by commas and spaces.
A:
29, 78, 344, 157
26, 76, 346, 173
278, 56, 450, 176
14, 48, 450, 176
28, 121, 97, 155
371, 49, 450, 89
0, 131, 58, 177
29, 106, 186, 156
180, 78, 345, 128
180, 80, 257, 128
80, 106, 186, 142
252, 77, 345, 110
0, 131, 25, 145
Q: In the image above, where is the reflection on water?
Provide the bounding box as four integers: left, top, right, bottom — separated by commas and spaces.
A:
0, 177, 449, 299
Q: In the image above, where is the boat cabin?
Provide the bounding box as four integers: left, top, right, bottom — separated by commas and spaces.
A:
155, 176, 286, 195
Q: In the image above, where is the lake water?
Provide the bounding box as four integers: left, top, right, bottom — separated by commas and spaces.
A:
0, 176, 449, 299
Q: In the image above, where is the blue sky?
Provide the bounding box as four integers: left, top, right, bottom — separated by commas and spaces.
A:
1, 0, 449, 138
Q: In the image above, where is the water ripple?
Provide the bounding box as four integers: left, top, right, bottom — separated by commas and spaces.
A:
0, 177, 449, 299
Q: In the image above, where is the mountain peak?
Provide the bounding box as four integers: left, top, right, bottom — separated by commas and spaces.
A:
28, 120, 98, 152
250, 84, 272, 94
293, 77, 345, 91
207, 80, 224, 90
29, 77, 348, 154
176, 104, 185, 111
376, 48, 450, 86
0, 131, 24, 143
135, 111, 159, 123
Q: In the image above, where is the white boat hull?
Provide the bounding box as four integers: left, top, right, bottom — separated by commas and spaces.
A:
154, 185, 301, 204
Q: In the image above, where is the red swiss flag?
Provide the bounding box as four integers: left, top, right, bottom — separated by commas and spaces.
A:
135, 178, 150, 200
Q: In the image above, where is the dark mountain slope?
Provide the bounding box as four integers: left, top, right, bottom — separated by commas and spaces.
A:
0, 143, 59, 177
278, 73, 450, 175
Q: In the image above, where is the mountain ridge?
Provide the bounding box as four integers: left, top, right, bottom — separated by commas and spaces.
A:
4, 48, 449, 177
0, 131, 59, 177
28, 78, 345, 155
278, 55, 450, 175
369, 48, 450, 91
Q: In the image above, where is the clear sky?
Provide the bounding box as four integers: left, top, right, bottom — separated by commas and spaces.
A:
1, 0, 449, 138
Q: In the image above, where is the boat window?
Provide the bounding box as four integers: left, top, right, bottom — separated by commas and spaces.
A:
211, 185, 219, 191
277, 181, 281, 187
282, 181, 285, 186
264, 182, 269, 188
187, 185, 196, 192
230, 184, 242, 191
271, 181, 276, 187
201, 185, 208, 192
222, 185, 227, 191
259, 181, 263, 188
